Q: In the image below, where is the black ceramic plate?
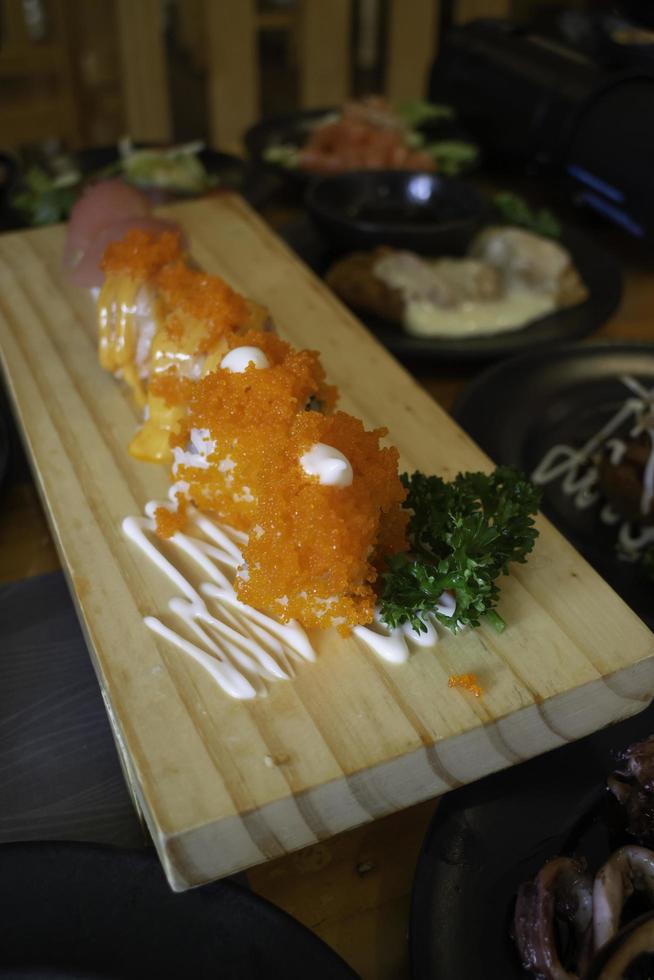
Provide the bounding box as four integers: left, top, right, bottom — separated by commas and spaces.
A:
280, 217, 622, 364
305, 172, 486, 253
0, 842, 358, 979
245, 107, 478, 189
454, 341, 654, 629
410, 698, 654, 980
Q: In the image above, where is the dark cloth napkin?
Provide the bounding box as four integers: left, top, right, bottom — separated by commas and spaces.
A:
0, 570, 144, 847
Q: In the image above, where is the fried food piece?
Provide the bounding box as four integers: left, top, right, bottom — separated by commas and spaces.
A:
326, 248, 502, 325
326, 248, 406, 323
469, 226, 588, 308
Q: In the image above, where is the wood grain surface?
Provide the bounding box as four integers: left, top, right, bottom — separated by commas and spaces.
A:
0, 194, 653, 891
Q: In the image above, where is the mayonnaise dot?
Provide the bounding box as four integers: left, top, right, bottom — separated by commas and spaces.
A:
220, 346, 270, 373
300, 443, 353, 488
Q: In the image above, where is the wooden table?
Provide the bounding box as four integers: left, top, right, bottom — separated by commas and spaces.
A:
1, 206, 653, 980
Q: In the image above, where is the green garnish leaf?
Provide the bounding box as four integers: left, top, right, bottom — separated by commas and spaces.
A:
423, 140, 479, 175
397, 101, 455, 128
379, 467, 541, 634
493, 191, 561, 238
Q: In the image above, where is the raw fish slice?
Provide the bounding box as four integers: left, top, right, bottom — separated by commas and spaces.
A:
69, 216, 183, 288
64, 179, 150, 276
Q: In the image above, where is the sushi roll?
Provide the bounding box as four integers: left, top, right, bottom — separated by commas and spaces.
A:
128, 262, 269, 463
165, 330, 337, 531
237, 409, 408, 632
97, 228, 184, 406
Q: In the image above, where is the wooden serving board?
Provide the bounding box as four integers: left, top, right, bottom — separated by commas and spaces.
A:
1, 195, 653, 891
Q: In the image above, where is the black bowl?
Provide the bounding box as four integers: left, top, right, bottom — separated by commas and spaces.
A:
304, 171, 486, 254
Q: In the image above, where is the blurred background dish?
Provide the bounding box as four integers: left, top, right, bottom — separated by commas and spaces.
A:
410, 697, 654, 980
244, 99, 479, 189
454, 341, 654, 629
2, 142, 256, 230
305, 171, 486, 252
281, 210, 621, 364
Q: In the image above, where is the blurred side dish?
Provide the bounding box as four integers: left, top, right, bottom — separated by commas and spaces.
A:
264, 96, 478, 176
326, 227, 589, 338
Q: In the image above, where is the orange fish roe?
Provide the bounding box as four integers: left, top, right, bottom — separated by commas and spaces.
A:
101, 229, 182, 279
448, 673, 482, 698
156, 262, 250, 354
154, 496, 188, 539
149, 369, 194, 408
173, 331, 336, 530
237, 410, 407, 632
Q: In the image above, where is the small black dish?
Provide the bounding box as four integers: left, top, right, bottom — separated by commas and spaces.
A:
453, 341, 654, 629
305, 171, 486, 253
0, 842, 358, 979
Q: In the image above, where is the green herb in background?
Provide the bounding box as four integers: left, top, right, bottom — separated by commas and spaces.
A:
379, 467, 541, 635
397, 101, 455, 129
424, 140, 479, 176
117, 140, 217, 194
262, 144, 300, 169
11, 166, 79, 226
493, 191, 561, 238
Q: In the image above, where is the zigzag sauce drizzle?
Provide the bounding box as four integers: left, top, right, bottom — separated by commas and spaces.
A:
122, 489, 450, 698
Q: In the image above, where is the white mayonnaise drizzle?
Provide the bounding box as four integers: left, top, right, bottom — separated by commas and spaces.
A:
122, 490, 452, 698
353, 595, 457, 664
531, 375, 654, 560
220, 346, 270, 373
300, 443, 353, 487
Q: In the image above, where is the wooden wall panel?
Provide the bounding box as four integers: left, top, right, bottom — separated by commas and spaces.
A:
116, 0, 172, 142
386, 0, 440, 106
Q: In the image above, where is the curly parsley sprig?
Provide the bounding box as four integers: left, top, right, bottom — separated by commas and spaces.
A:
379, 467, 541, 635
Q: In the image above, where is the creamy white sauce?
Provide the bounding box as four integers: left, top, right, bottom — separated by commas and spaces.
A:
122, 491, 452, 698
300, 443, 353, 487
404, 291, 555, 338
122, 497, 314, 700
220, 346, 270, 373
353, 596, 456, 663
532, 375, 654, 561
373, 250, 557, 338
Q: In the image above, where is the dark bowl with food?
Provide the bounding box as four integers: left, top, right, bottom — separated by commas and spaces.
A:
245, 103, 480, 193
305, 171, 487, 254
